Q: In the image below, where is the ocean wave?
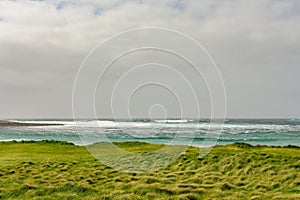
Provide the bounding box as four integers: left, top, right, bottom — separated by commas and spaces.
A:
1, 119, 299, 147
9, 119, 300, 133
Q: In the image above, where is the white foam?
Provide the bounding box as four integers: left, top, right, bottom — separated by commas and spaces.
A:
155, 119, 189, 123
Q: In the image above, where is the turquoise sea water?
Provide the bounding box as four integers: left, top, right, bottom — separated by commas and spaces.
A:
0, 119, 299, 147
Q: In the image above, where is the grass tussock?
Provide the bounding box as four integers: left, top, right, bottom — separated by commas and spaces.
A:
0, 141, 299, 199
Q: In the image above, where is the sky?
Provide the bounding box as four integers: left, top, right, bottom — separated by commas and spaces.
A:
0, 0, 300, 119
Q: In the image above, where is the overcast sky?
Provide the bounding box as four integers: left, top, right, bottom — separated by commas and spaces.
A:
0, 0, 300, 119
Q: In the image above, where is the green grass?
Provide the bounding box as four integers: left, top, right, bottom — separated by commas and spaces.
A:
0, 141, 299, 199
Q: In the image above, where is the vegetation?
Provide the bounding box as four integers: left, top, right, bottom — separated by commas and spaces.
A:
0, 140, 299, 199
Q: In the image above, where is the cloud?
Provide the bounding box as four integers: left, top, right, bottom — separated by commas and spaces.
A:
0, 0, 299, 118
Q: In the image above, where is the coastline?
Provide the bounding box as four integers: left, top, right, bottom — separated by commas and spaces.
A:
1, 140, 300, 148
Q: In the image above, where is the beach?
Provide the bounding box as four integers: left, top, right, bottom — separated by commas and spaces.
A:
0, 141, 299, 199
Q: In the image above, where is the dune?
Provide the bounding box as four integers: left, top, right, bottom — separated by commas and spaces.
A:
0, 141, 299, 199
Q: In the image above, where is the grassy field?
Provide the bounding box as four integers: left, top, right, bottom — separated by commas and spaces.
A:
0, 141, 299, 199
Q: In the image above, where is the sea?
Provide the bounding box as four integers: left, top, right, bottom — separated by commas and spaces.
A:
0, 119, 299, 147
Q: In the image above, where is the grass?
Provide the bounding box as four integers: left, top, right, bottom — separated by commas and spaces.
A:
0, 140, 299, 199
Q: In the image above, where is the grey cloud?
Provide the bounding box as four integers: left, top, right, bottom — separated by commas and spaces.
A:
0, 0, 299, 118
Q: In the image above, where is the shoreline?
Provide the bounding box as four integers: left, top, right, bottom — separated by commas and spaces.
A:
1, 139, 299, 149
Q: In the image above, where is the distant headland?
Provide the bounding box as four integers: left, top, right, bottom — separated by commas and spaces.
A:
0, 120, 62, 127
